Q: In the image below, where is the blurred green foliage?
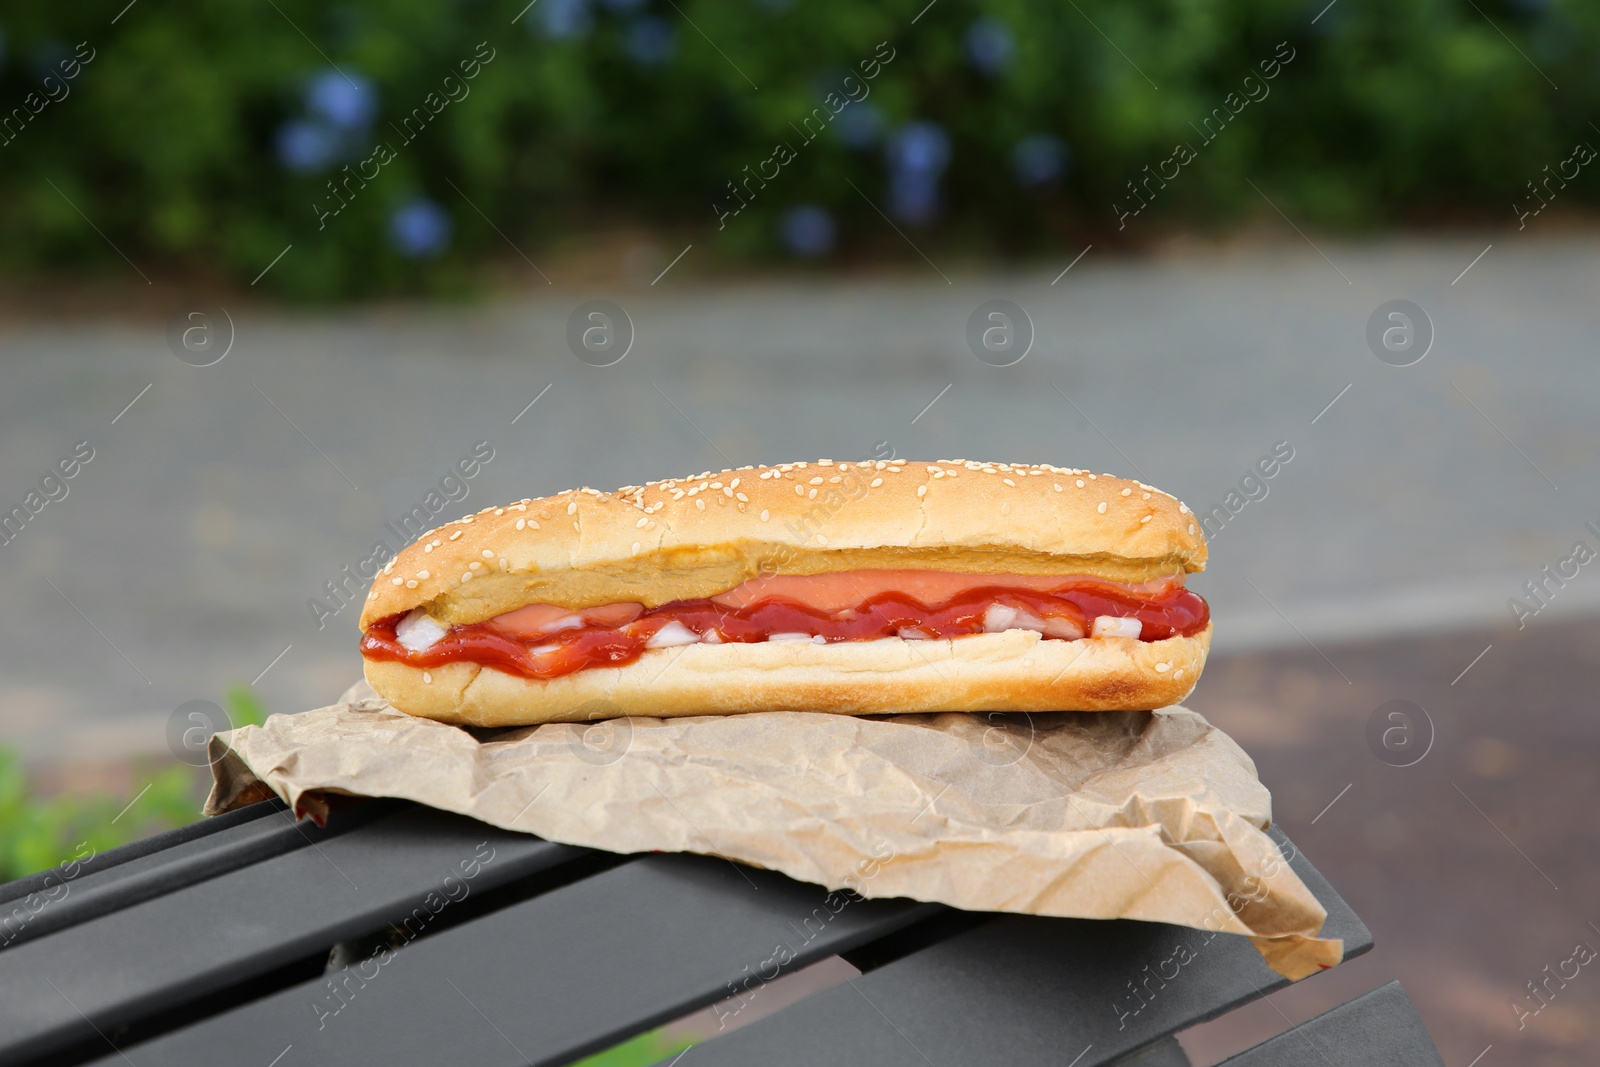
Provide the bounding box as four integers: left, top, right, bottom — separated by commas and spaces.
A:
0, 752, 198, 882
568, 1028, 696, 1067
0, 0, 1590, 298
0, 685, 267, 883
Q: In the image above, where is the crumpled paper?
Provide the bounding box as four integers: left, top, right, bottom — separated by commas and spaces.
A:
206, 681, 1340, 979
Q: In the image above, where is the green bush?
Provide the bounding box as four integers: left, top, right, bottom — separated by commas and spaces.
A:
0, 685, 266, 883
0, 0, 1590, 298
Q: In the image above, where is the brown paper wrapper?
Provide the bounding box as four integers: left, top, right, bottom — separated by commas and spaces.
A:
206, 681, 1341, 979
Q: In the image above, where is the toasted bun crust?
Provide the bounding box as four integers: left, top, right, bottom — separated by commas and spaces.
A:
361, 460, 1206, 629
363, 624, 1211, 726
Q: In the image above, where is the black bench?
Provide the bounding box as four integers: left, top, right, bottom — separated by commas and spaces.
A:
0, 799, 1443, 1066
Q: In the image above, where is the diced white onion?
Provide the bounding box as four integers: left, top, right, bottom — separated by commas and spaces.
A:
1091, 615, 1142, 639
767, 632, 814, 642
1043, 617, 1085, 640
396, 610, 449, 652
896, 627, 932, 641
983, 603, 1047, 634
702, 630, 722, 644
983, 604, 1018, 632
646, 621, 701, 648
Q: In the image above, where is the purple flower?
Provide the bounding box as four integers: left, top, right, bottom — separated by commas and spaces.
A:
886, 121, 951, 225
780, 205, 836, 257
887, 121, 951, 176
835, 102, 883, 149
626, 17, 676, 65
965, 18, 1014, 77
1012, 134, 1069, 187
275, 119, 340, 173
537, 0, 594, 39
306, 70, 377, 132
389, 199, 452, 258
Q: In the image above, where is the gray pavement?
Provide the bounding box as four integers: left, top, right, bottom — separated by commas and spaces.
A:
0, 233, 1597, 758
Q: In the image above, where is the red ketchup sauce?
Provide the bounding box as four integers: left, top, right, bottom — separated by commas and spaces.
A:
361, 579, 1209, 682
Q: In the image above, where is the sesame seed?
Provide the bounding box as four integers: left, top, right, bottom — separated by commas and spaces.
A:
723, 487, 734, 497
567, 502, 577, 515
808, 488, 818, 499
1155, 662, 1171, 673
423, 672, 432, 684
809, 476, 824, 485
470, 561, 483, 570
1097, 502, 1108, 514
760, 509, 770, 521
916, 485, 927, 497
515, 518, 526, 530
461, 572, 474, 582
1003, 478, 1016, 487
449, 530, 464, 541
1188, 523, 1195, 534
527, 521, 539, 530
482, 549, 494, 559
1121, 487, 1132, 496
1142, 492, 1152, 500
632, 541, 640, 554
636, 516, 650, 528
1140, 515, 1152, 524
495, 508, 505, 515
432, 539, 443, 547
818, 459, 833, 466
424, 544, 434, 553
730, 478, 740, 488
391, 577, 403, 585
794, 485, 805, 495
499, 557, 508, 569
736, 492, 749, 502
870, 478, 883, 488
405, 579, 418, 588
1178, 503, 1190, 514
1174, 669, 1185, 680
696, 499, 706, 510
1053, 484, 1063, 492
1075, 479, 1085, 488
417, 569, 430, 579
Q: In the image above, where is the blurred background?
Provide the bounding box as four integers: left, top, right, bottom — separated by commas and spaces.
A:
1, 0, 1597, 1063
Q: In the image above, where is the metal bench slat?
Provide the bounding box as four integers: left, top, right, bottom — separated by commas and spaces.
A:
679, 836, 1370, 1067
0, 805, 582, 1063
82, 852, 939, 1067
0, 798, 286, 909
1217, 981, 1444, 1066
0, 801, 405, 950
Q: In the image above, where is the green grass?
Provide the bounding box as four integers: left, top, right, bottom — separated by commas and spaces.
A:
566, 1029, 697, 1067
0, 685, 268, 882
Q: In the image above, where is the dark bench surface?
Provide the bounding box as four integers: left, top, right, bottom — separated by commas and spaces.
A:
0, 798, 1395, 1067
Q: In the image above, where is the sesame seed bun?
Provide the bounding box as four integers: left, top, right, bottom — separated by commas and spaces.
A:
360, 459, 1206, 629
362, 624, 1212, 727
